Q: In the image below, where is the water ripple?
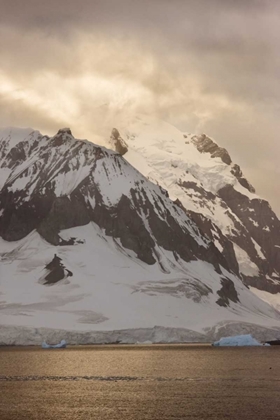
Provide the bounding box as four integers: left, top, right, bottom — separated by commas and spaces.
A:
1, 375, 280, 383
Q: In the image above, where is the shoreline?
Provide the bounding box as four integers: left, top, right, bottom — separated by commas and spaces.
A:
1, 322, 279, 346
0, 342, 213, 350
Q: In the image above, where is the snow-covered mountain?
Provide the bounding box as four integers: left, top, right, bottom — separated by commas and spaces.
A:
0, 124, 280, 345
110, 118, 280, 298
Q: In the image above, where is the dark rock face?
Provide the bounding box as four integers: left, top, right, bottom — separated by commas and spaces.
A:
230, 164, 255, 193
219, 184, 280, 291
37, 196, 91, 245
216, 278, 239, 307
243, 274, 280, 294
186, 210, 239, 276
191, 135, 255, 193
43, 254, 73, 285
110, 128, 128, 156
0, 130, 42, 171
174, 166, 280, 294
178, 181, 217, 202
91, 190, 156, 265
0, 191, 55, 241
57, 128, 72, 136
191, 134, 232, 165
129, 188, 234, 274
172, 187, 240, 276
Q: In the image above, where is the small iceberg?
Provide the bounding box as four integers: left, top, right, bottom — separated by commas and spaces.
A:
213, 334, 269, 347
42, 340, 67, 349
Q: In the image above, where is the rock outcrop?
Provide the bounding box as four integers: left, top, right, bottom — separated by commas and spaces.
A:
191, 134, 232, 165
110, 128, 128, 155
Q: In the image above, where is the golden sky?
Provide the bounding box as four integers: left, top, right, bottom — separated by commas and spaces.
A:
0, 0, 279, 214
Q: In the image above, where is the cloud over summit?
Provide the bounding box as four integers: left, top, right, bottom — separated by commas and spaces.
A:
1, 0, 279, 213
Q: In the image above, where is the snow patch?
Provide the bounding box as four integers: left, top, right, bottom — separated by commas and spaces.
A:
251, 238, 266, 260
233, 243, 259, 277
250, 287, 280, 312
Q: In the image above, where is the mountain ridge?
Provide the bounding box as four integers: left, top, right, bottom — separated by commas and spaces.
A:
0, 123, 280, 344
111, 118, 280, 299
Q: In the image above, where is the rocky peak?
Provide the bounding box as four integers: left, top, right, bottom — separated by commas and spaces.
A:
50, 128, 74, 147
192, 134, 232, 165
230, 164, 255, 193
57, 128, 73, 136
110, 128, 128, 156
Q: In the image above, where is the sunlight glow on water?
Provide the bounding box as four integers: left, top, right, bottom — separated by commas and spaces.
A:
1, 345, 280, 419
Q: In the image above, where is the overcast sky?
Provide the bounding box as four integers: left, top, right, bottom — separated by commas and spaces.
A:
0, 0, 279, 215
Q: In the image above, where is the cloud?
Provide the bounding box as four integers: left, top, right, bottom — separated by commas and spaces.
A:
0, 0, 280, 214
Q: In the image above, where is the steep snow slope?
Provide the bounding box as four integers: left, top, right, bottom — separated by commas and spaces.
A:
0, 126, 280, 344
114, 117, 280, 296
1, 224, 279, 339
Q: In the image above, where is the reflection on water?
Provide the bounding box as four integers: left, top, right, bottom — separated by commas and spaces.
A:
1, 345, 280, 419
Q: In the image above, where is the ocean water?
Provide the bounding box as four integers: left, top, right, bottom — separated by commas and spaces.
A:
1, 344, 280, 419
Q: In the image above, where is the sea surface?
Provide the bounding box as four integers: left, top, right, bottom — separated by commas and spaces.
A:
1, 344, 280, 419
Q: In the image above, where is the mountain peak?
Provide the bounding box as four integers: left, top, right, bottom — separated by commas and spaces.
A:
110, 127, 128, 156
191, 133, 232, 165
56, 127, 73, 136
1, 122, 280, 343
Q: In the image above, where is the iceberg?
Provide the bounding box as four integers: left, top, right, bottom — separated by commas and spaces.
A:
213, 334, 268, 347
42, 339, 67, 349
